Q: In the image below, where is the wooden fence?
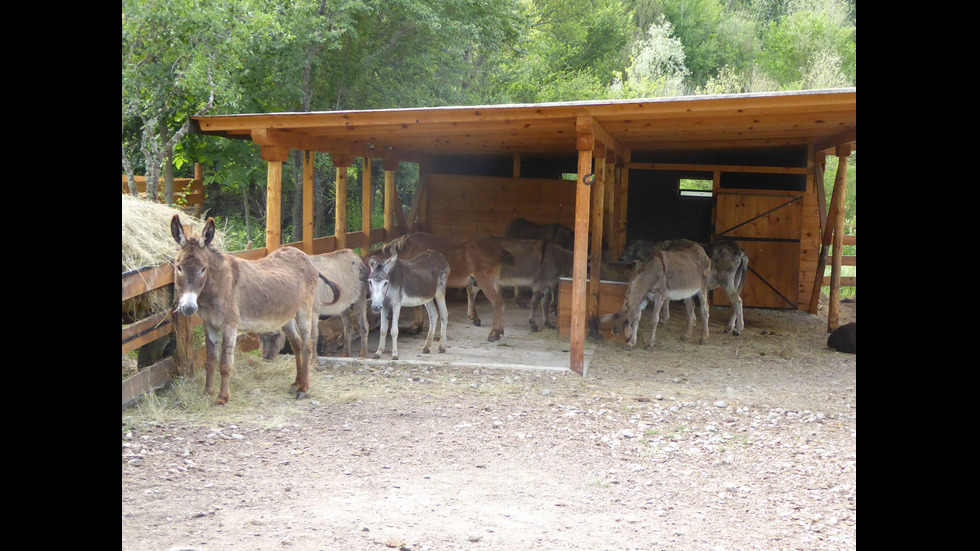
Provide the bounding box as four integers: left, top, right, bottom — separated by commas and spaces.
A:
820, 234, 856, 289
122, 163, 205, 210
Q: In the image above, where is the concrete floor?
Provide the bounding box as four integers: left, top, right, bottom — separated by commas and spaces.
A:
319, 292, 592, 374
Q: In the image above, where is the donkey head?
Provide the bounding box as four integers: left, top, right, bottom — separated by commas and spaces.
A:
171, 215, 216, 317
367, 253, 397, 312
599, 309, 635, 337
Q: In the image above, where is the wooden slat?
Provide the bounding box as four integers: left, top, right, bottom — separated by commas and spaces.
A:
122, 264, 173, 301
122, 357, 177, 409
122, 311, 172, 355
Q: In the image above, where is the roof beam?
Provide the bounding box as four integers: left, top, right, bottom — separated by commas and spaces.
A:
250, 128, 421, 163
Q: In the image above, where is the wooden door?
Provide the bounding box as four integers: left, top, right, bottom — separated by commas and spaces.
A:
713, 191, 803, 309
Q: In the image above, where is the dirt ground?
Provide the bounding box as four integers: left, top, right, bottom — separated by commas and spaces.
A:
122, 295, 855, 551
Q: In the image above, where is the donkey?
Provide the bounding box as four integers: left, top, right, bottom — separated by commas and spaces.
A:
467, 239, 574, 332
503, 218, 574, 305
503, 217, 574, 249
260, 248, 370, 359
620, 238, 748, 336
376, 232, 510, 341
368, 251, 450, 360
171, 215, 338, 403
600, 242, 711, 350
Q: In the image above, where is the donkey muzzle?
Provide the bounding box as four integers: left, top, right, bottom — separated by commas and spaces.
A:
177, 292, 199, 317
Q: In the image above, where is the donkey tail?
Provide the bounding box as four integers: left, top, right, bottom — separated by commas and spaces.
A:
318, 273, 342, 306
734, 251, 749, 295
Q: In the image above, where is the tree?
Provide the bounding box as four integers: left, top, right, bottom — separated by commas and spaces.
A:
757, 0, 855, 89
610, 14, 690, 98
121, 0, 274, 203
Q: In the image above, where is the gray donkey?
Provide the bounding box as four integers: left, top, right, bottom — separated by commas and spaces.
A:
368, 250, 450, 360
601, 241, 711, 350
620, 238, 748, 336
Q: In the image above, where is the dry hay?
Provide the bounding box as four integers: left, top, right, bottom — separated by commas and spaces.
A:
122, 194, 226, 273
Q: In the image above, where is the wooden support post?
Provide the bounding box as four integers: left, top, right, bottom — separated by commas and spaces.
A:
604, 153, 617, 260
361, 158, 373, 256
588, 143, 606, 335
570, 119, 595, 375
174, 312, 193, 377
617, 150, 630, 256
808, 146, 850, 321
302, 151, 315, 254
384, 162, 397, 242
266, 160, 282, 252
334, 155, 351, 250
828, 145, 850, 331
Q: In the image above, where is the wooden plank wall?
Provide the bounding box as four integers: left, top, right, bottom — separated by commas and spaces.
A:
424, 174, 576, 241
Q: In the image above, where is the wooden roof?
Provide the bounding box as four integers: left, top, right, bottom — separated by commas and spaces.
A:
191, 88, 855, 161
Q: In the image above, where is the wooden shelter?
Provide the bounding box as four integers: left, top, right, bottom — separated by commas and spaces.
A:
191, 88, 856, 374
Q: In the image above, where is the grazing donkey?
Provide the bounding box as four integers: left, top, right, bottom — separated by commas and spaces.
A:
620, 238, 748, 336
260, 248, 370, 359
368, 251, 450, 360
376, 233, 510, 341
600, 241, 711, 350
171, 215, 338, 403
468, 239, 574, 331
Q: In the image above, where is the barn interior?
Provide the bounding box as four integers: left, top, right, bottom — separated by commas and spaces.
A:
188, 88, 857, 374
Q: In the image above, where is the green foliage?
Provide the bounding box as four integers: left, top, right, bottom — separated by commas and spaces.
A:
123, 0, 856, 241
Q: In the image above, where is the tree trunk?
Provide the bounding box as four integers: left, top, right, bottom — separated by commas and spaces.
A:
122, 146, 139, 196
162, 126, 175, 205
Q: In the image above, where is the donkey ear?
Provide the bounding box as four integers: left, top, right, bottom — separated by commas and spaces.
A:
368, 255, 380, 270
171, 215, 186, 246
382, 253, 398, 273
202, 218, 216, 247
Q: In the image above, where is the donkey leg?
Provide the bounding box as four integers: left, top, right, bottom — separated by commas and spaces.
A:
282, 318, 311, 398
354, 298, 370, 358
373, 305, 388, 359
421, 301, 438, 354
340, 310, 353, 357
645, 296, 665, 350
543, 287, 557, 329
659, 300, 670, 326
474, 272, 505, 341
681, 298, 697, 342
389, 303, 402, 360
697, 289, 710, 345
725, 286, 744, 336
435, 290, 449, 353
216, 326, 237, 405
202, 325, 220, 397
528, 288, 541, 332
466, 280, 482, 327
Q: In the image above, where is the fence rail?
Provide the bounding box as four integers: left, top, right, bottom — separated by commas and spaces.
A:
122, 163, 205, 209
820, 234, 856, 288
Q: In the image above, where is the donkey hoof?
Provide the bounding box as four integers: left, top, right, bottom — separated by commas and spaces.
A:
529, 323, 539, 332
472, 319, 482, 327
438, 346, 446, 353
699, 339, 706, 345
422, 347, 430, 354
372, 353, 381, 360
391, 354, 399, 361
731, 330, 740, 337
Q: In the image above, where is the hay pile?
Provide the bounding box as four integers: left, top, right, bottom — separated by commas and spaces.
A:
122, 194, 226, 272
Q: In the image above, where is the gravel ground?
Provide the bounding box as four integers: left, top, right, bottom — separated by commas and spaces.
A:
122, 299, 855, 551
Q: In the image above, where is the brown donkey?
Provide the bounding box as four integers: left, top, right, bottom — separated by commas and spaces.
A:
171, 215, 335, 404
377, 233, 510, 341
